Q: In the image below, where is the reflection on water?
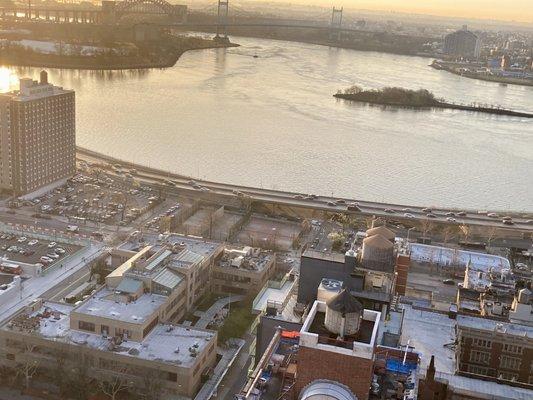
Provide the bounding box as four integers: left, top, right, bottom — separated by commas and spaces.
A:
2, 36, 533, 211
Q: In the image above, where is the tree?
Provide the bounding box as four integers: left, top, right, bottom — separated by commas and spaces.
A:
16, 343, 39, 391
99, 370, 131, 400
459, 224, 471, 243
486, 226, 499, 250
420, 218, 434, 238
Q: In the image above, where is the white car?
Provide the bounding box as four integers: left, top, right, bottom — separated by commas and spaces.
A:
17, 237, 27, 243
46, 253, 60, 259
28, 239, 39, 246
404, 213, 415, 219
48, 242, 57, 248
40, 256, 53, 264
55, 248, 66, 254
446, 217, 456, 222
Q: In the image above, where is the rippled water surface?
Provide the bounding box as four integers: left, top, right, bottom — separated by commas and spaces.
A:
7, 36, 533, 210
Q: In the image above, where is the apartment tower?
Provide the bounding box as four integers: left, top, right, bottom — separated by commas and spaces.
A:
0, 71, 75, 196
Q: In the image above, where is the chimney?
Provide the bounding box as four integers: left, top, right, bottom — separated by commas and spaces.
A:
427, 355, 436, 382
40, 70, 48, 85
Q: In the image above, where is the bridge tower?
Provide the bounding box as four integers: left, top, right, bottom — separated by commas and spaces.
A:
330, 6, 343, 42
216, 0, 229, 40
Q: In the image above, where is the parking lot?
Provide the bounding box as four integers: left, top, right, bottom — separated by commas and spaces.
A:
0, 232, 81, 272
9, 171, 161, 227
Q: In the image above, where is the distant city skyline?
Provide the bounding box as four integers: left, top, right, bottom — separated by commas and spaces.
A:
249, 0, 533, 23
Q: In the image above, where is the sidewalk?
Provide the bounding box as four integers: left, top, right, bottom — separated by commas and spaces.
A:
195, 295, 245, 329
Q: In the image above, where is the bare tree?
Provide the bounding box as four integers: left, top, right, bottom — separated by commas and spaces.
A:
459, 224, 471, 243
420, 218, 434, 238
99, 370, 131, 400
16, 343, 39, 390
486, 226, 499, 250
442, 225, 458, 244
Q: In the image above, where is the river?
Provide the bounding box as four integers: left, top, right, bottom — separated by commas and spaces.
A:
3, 36, 533, 211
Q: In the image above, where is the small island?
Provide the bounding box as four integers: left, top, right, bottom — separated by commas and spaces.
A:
334, 86, 533, 118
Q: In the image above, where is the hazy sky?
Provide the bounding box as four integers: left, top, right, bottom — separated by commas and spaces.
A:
268, 1, 533, 23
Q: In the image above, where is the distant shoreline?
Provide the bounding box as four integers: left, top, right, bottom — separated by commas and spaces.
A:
431, 60, 533, 88
0, 42, 238, 71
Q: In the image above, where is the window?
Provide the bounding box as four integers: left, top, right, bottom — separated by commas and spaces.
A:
499, 371, 518, 381
470, 350, 490, 364
468, 364, 488, 375
167, 372, 177, 382
472, 338, 492, 348
503, 343, 523, 355
78, 320, 95, 332
500, 355, 521, 370
101, 325, 110, 335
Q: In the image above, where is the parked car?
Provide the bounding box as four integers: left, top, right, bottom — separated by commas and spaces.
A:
48, 242, 57, 248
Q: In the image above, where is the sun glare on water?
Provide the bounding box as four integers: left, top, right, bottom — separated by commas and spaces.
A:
0, 67, 19, 93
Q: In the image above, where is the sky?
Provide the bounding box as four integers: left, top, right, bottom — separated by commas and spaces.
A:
262, 1, 533, 23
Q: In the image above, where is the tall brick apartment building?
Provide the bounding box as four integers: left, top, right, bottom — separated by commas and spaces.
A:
456, 315, 533, 387
0, 71, 75, 196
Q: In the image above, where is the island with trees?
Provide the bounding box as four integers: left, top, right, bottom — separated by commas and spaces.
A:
334, 86, 533, 118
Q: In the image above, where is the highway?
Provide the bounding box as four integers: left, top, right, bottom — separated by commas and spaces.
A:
77, 147, 533, 233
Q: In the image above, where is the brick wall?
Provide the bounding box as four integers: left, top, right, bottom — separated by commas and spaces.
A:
295, 346, 373, 400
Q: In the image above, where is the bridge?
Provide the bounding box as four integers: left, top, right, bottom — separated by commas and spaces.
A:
0, 0, 350, 40
0, 0, 187, 24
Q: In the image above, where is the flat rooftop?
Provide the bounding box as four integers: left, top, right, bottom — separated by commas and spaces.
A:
401, 305, 533, 400
217, 247, 274, 272
4, 302, 214, 368
457, 314, 533, 338
409, 244, 510, 270
301, 249, 346, 264
119, 233, 220, 258
74, 288, 166, 325
253, 280, 295, 314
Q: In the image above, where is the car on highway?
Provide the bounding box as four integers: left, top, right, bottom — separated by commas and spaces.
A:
336, 199, 346, 204
327, 201, 336, 206
404, 213, 415, 219
442, 279, 455, 285
445, 212, 455, 217
526, 220, 533, 225
488, 213, 499, 218
457, 211, 467, 217
347, 204, 361, 212
446, 217, 456, 222
422, 207, 432, 213
384, 208, 395, 213
502, 216, 512, 221
502, 219, 514, 225
293, 194, 304, 199
426, 213, 437, 218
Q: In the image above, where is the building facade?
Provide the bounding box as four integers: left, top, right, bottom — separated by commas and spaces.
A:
456, 316, 533, 387
444, 26, 481, 59
0, 72, 75, 196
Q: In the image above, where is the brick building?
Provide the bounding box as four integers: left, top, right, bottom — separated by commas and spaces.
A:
0, 71, 75, 196
456, 315, 533, 387
295, 290, 381, 400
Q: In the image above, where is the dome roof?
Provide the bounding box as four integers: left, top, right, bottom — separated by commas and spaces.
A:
300, 380, 358, 400
363, 234, 394, 249
366, 226, 395, 241
326, 289, 362, 314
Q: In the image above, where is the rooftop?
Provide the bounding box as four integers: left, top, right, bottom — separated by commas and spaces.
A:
302, 249, 346, 264
73, 288, 166, 325
457, 314, 533, 338
400, 305, 533, 400
216, 246, 274, 272
4, 302, 215, 367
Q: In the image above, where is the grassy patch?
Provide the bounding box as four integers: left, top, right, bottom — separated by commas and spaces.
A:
196, 292, 223, 312
217, 300, 256, 345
